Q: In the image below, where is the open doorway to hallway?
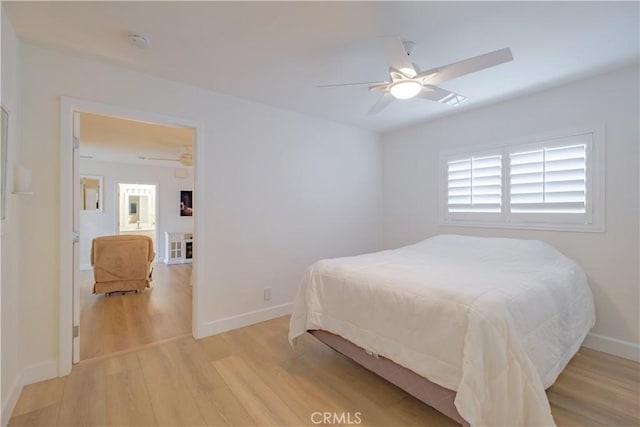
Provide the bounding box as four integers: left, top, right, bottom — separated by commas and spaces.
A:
76, 111, 196, 361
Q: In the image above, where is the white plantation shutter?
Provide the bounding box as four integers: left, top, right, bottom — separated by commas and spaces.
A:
448, 154, 502, 213
510, 143, 587, 214
441, 129, 601, 231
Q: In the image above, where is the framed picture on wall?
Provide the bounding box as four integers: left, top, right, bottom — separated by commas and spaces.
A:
180, 190, 193, 216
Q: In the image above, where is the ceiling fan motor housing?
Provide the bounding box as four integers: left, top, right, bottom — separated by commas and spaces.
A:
127, 32, 150, 48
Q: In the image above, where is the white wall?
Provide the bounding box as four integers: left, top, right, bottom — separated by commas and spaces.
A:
79, 159, 194, 268
382, 65, 640, 359
18, 42, 382, 374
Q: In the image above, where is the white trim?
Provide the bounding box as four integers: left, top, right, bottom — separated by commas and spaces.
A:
1, 370, 23, 426
21, 360, 58, 386
79, 263, 92, 271
191, 125, 203, 339
59, 99, 73, 375
438, 220, 603, 233
198, 303, 293, 338
583, 332, 640, 362
60, 96, 204, 376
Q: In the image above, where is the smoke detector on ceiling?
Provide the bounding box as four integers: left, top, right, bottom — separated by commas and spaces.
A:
127, 32, 150, 49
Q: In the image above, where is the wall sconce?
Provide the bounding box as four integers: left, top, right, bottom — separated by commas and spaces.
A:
12, 164, 33, 195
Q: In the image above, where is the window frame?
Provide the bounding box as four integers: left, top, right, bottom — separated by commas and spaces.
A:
439, 125, 605, 232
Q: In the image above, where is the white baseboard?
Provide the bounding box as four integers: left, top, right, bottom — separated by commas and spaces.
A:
1, 370, 23, 426
21, 360, 58, 386
197, 303, 292, 339
583, 332, 640, 362
1, 360, 58, 425
79, 263, 92, 271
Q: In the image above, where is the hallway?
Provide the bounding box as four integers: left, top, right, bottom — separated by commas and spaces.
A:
80, 263, 192, 360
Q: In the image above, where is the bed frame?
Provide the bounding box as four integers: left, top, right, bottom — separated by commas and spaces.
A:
309, 330, 469, 427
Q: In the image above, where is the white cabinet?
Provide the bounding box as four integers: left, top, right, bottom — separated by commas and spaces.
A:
164, 232, 193, 264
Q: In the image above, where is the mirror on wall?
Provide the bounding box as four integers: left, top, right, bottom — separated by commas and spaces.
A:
80, 175, 103, 212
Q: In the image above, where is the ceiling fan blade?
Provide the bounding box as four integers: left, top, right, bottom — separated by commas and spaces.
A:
139, 156, 179, 162
317, 81, 385, 88
419, 85, 469, 106
368, 92, 395, 115
379, 36, 416, 77
418, 48, 513, 85
368, 82, 390, 92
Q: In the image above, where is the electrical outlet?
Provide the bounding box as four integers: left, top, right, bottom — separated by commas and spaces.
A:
263, 288, 272, 301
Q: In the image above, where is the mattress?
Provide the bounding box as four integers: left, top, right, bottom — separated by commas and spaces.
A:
289, 234, 595, 426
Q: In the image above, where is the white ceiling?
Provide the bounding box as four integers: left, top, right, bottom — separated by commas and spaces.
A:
4, 1, 639, 133
79, 112, 194, 168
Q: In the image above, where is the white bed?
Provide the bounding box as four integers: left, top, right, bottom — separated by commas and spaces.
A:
289, 234, 595, 426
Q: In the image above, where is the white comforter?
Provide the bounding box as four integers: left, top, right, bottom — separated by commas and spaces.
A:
289, 234, 595, 427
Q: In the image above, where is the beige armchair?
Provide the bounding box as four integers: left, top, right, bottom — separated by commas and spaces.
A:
91, 235, 155, 295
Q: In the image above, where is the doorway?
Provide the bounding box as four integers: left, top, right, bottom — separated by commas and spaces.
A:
117, 183, 158, 253
76, 115, 194, 362
60, 97, 202, 372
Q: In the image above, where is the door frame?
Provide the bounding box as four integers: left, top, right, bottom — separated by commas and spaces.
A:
59, 96, 203, 375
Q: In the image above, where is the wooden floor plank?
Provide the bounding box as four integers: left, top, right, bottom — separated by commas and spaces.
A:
247, 353, 348, 424
137, 345, 207, 426
164, 337, 255, 426
57, 361, 107, 426
103, 352, 142, 376
105, 367, 157, 426
8, 404, 61, 426
10, 377, 66, 418
213, 355, 305, 426
196, 332, 233, 361
387, 395, 459, 426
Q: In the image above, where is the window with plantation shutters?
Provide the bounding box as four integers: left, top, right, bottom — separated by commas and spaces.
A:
441, 128, 603, 231
448, 155, 502, 213
510, 143, 587, 214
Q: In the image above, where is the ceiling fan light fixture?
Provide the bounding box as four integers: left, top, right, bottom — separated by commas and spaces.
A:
389, 80, 422, 100
399, 67, 417, 78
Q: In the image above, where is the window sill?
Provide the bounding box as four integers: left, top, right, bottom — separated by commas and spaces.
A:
440, 219, 605, 233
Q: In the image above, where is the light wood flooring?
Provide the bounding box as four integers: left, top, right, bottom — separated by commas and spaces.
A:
80, 263, 192, 360
10, 316, 640, 426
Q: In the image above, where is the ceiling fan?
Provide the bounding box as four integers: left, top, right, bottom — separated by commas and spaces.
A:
139, 146, 193, 166
319, 36, 513, 114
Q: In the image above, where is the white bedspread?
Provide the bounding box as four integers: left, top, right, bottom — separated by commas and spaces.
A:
289, 234, 595, 427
